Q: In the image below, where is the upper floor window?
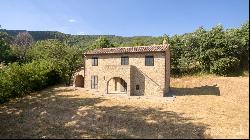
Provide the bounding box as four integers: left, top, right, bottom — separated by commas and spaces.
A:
121, 56, 129, 65
145, 55, 154, 66
92, 57, 98, 66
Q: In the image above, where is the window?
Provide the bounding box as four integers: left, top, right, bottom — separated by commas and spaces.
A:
136, 85, 140, 90
145, 55, 154, 66
92, 57, 98, 66
121, 56, 129, 65
91, 75, 98, 89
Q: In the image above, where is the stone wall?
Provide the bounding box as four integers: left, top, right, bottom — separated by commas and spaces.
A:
165, 47, 171, 94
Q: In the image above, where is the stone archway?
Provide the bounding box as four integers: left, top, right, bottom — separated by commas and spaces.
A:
107, 77, 127, 94
74, 75, 84, 87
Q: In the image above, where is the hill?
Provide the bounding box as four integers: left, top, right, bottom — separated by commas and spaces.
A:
0, 29, 163, 47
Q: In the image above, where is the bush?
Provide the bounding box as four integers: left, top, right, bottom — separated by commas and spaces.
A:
210, 57, 240, 76
0, 60, 59, 103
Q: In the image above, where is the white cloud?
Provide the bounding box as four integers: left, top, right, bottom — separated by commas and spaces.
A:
68, 19, 76, 23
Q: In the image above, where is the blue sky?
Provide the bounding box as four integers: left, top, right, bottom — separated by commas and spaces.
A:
0, 0, 249, 36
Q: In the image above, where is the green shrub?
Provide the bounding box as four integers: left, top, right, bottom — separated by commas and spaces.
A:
0, 60, 59, 103
210, 57, 240, 76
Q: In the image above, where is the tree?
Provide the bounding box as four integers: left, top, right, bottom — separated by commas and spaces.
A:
28, 39, 83, 85
132, 37, 145, 46
0, 32, 14, 63
238, 21, 249, 69
195, 25, 227, 72
169, 35, 184, 74
92, 36, 114, 49
12, 32, 33, 61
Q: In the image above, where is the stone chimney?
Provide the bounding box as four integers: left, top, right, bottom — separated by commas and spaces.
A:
163, 38, 168, 45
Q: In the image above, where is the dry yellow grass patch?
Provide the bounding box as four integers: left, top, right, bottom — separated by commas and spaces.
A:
0, 76, 248, 139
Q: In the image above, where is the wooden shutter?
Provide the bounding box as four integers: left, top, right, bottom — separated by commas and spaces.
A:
94, 76, 98, 89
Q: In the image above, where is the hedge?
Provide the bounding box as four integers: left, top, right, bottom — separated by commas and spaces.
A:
0, 60, 60, 103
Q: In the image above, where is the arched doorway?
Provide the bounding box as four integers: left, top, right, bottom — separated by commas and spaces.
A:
107, 77, 127, 94
74, 75, 84, 87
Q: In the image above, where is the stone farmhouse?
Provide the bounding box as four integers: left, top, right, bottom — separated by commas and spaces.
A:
73, 43, 170, 97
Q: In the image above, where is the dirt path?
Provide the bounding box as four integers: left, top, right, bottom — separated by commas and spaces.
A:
0, 76, 248, 139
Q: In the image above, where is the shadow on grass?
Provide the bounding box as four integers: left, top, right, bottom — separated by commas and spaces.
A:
0, 86, 211, 139
170, 85, 220, 96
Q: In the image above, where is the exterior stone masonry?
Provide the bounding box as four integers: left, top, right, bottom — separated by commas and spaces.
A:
81, 44, 170, 97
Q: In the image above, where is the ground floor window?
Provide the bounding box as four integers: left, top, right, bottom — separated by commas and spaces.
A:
91, 75, 98, 89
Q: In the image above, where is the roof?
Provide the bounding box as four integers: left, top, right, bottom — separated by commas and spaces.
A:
84, 44, 169, 55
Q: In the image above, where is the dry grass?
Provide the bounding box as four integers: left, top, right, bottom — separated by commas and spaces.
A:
0, 76, 248, 139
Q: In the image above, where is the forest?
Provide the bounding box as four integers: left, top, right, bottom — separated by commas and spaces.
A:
0, 21, 249, 103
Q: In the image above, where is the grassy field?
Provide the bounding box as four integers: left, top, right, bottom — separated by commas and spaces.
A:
0, 75, 248, 139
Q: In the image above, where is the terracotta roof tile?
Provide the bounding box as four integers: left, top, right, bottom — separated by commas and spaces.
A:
84, 44, 169, 55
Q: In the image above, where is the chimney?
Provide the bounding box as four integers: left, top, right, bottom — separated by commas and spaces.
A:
163, 38, 168, 45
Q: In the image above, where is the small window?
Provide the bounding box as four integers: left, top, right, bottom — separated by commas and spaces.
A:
136, 85, 140, 90
91, 75, 98, 89
92, 57, 98, 66
121, 56, 129, 65
145, 55, 154, 66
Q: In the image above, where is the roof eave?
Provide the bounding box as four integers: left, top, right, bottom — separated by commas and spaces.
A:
83, 50, 167, 55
